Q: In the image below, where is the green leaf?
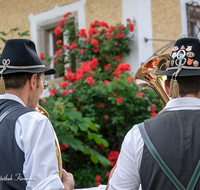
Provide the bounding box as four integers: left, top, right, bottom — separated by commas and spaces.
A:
60, 135, 84, 151
18, 31, 30, 36
10, 27, 19, 32
0, 32, 7, 36
97, 154, 110, 166
0, 37, 7, 43
90, 155, 98, 164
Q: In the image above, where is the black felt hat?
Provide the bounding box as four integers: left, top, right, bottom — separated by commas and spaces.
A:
0, 39, 56, 75
155, 37, 200, 76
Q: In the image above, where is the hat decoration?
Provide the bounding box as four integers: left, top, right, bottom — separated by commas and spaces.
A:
154, 37, 200, 98
0, 59, 10, 94
0, 39, 56, 94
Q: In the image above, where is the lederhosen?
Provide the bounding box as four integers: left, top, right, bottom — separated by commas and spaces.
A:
0, 99, 33, 190
139, 110, 200, 190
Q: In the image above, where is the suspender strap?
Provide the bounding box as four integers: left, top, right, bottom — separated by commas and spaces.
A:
138, 122, 200, 190
187, 160, 200, 190
138, 122, 185, 190
0, 105, 25, 123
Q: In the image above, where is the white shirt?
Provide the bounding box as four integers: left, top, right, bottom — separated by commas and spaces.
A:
108, 97, 200, 190
0, 93, 64, 190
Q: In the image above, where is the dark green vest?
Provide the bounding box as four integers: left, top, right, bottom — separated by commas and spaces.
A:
139, 110, 200, 190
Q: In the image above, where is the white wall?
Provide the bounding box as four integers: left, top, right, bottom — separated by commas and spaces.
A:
122, 0, 153, 75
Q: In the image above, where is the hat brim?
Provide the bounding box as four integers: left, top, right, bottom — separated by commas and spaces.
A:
155, 69, 200, 76
2, 67, 56, 75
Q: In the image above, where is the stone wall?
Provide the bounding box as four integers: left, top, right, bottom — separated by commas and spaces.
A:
85, 0, 122, 29
151, 0, 182, 54
0, 0, 79, 51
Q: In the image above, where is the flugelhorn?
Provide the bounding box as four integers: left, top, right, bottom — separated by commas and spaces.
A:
134, 54, 170, 105
36, 105, 62, 178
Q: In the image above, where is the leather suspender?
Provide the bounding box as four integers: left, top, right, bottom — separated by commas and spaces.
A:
138, 122, 200, 190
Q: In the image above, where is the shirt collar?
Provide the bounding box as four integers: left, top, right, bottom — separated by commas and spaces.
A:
0, 93, 26, 107
160, 97, 200, 114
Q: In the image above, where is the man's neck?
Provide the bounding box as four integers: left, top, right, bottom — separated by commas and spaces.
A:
6, 88, 28, 107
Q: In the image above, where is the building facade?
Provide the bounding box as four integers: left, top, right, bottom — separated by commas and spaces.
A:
0, 0, 198, 77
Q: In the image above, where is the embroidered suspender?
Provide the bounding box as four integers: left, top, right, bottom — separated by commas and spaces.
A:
138, 123, 200, 190
0, 105, 25, 123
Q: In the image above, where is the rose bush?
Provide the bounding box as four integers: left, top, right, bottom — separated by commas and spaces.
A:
41, 12, 164, 187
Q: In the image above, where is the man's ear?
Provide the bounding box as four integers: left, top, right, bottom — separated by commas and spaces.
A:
164, 79, 170, 95
29, 74, 37, 90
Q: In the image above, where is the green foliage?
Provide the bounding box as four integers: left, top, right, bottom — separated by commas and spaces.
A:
41, 96, 110, 166
0, 27, 30, 55
41, 13, 164, 187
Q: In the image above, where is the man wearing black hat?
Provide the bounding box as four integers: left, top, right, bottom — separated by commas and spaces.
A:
0, 39, 74, 190
107, 37, 200, 190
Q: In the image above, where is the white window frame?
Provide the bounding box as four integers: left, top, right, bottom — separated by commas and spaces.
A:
28, 0, 86, 97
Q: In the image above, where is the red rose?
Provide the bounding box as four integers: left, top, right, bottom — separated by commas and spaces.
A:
54, 26, 62, 36
66, 67, 71, 73
117, 33, 124, 38
62, 90, 67, 96
150, 105, 156, 112
63, 12, 72, 18
69, 43, 77, 50
104, 115, 109, 120
127, 76, 134, 83
95, 182, 101, 187
92, 47, 99, 53
106, 33, 112, 39
86, 77, 94, 85
129, 23, 134, 32
90, 23, 96, 28
95, 175, 101, 182
40, 53, 44, 60
103, 80, 110, 85
105, 171, 110, 178
118, 25, 123, 30
126, 18, 131, 22
66, 72, 76, 82
116, 97, 123, 104
108, 151, 119, 162
62, 44, 68, 50
80, 49, 85, 54
60, 144, 69, 150
91, 39, 99, 46
104, 64, 112, 71
136, 92, 143, 98
98, 104, 105, 109
79, 29, 87, 38
115, 55, 121, 62
110, 161, 115, 167
61, 81, 69, 88
58, 18, 67, 25
151, 112, 158, 117
49, 88, 57, 96
56, 39, 63, 45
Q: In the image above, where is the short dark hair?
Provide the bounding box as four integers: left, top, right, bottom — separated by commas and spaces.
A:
167, 75, 200, 97
4, 72, 42, 89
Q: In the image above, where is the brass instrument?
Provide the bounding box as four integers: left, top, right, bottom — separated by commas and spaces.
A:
36, 105, 62, 178
134, 54, 171, 105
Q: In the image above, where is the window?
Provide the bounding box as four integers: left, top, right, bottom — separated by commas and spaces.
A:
36, 12, 78, 81
186, 1, 200, 38
29, 1, 86, 81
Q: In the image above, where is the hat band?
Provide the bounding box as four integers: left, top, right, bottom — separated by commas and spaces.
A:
167, 66, 200, 70
0, 65, 45, 69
